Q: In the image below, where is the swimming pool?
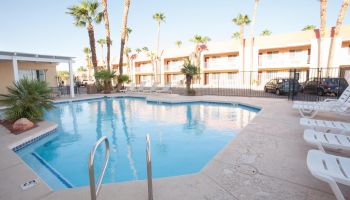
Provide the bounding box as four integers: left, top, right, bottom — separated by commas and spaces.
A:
15, 97, 259, 190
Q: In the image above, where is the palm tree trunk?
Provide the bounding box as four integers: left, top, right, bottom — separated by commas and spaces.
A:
156, 21, 160, 56
88, 24, 98, 73
327, 0, 349, 71
101, 44, 105, 68
318, 0, 327, 70
240, 25, 245, 73
118, 0, 131, 89
250, 0, 259, 71
102, 0, 111, 71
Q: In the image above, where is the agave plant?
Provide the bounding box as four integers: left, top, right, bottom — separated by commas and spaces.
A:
94, 70, 116, 93
0, 78, 54, 122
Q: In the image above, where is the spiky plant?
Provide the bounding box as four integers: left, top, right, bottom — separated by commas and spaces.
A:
181, 59, 198, 95
94, 70, 116, 93
0, 79, 54, 122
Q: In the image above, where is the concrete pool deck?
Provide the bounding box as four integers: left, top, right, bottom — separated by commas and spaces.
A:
0, 94, 349, 199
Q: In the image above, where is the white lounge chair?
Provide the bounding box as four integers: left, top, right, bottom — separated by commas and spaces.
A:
307, 149, 350, 200
143, 82, 158, 93
293, 97, 350, 118
137, 82, 146, 92
294, 86, 350, 106
300, 118, 350, 134
156, 84, 172, 94
304, 129, 350, 152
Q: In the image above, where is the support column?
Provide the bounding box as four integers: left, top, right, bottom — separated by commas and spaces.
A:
12, 57, 19, 82
68, 59, 75, 98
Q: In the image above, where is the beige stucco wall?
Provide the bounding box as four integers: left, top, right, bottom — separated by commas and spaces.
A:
0, 61, 58, 95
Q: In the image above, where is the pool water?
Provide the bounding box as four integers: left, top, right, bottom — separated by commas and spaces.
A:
16, 97, 258, 190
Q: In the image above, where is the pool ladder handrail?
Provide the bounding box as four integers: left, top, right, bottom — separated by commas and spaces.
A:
146, 134, 153, 200
88, 136, 110, 200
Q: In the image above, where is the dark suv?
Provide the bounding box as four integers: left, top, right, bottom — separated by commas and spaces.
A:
301, 77, 349, 96
264, 78, 300, 95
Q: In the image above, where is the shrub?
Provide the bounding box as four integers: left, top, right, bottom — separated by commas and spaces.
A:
0, 78, 55, 122
94, 70, 116, 93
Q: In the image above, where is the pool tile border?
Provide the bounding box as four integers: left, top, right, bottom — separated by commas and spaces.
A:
12, 128, 57, 152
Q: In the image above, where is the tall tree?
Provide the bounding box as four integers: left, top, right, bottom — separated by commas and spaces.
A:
125, 27, 132, 45
302, 25, 316, 31
232, 14, 251, 71
97, 39, 106, 67
152, 12, 166, 57
83, 47, 93, 80
318, 0, 327, 69
175, 40, 182, 48
189, 35, 210, 81
260, 29, 271, 36
101, 0, 111, 71
327, 0, 349, 70
118, 0, 131, 88
249, 0, 259, 71
67, 0, 103, 73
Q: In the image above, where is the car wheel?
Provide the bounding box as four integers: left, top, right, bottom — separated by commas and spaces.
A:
317, 89, 324, 96
275, 89, 281, 95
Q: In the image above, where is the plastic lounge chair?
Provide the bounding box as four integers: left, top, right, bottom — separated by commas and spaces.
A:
293, 97, 350, 118
304, 129, 350, 152
143, 82, 158, 93
137, 82, 146, 92
294, 86, 350, 106
300, 118, 350, 134
156, 84, 172, 94
307, 149, 350, 200
123, 83, 136, 93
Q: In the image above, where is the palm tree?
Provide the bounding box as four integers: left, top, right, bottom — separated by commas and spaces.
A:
233, 14, 251, 72
67, 0, 103, 73
260, 29, 272, 36
232, 14, 251, 40
231, 32, 241, 39
97, 39, 106, 67
118, 0, 131, 89
302, 25, 316, 31
125, 27, 132, 44
101, 0, 111, 71
152, 12, 166, 56
83, 47, 93, 80
135, 48, 142, 54
327, 0, 349, 70
249, 0, 259, 71
318, 0, 327, 69
189, 35, 210, 80
124, 47, 132, 74
175, 40, 182, 48
181, 59, 198, 95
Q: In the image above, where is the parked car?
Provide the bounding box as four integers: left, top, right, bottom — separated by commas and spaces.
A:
300, 77, 349, 96
264, 78, 300, 95
81, 79, 95, 86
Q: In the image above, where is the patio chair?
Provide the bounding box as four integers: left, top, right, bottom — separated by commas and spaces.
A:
307, 149, 350, 200
300, 118, 350, 134
121, 83, 136, 93
156, 84, 172, 94
292, 97, 350, 118
143, 82, 159, 93
304, 129, 350, 152
293, 86, 350, 107
137, 82, 146, 92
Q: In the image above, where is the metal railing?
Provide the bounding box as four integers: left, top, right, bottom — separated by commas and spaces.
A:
146, 134, 153, 200
88, 136, 110, 200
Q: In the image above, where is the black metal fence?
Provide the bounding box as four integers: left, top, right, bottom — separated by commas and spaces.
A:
50, 86, 87, 98
133, 67, 349, 101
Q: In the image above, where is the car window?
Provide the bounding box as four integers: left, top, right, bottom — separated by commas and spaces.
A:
277, 79, 283, 84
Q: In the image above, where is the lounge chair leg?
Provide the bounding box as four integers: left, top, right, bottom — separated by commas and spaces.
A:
328, 181, 345, 200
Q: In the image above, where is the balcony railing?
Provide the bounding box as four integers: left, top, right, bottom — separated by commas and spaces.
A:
135, 64, 153, 73
204, 60, 239, 70
259, 53, 310, 68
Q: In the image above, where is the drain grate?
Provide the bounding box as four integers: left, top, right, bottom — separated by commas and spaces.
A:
234, 164, 258, 176
20, 179, 38, 190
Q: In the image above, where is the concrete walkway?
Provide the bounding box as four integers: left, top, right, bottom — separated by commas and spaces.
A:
0, 94, 349, 200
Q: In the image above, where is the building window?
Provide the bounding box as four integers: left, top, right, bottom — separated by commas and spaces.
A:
267, 51, 278, 60
19, 69, 46, 81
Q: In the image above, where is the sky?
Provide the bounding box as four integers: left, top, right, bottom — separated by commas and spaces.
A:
0, 0, 349, 71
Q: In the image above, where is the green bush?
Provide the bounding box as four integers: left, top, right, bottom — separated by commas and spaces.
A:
94, 70, 116, 93
0, 78, 55, 122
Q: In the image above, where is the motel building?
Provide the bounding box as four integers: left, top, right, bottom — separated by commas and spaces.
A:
112, 25, 350, 88
0, 51, 75, 97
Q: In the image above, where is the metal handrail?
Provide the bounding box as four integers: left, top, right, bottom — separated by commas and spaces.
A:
146, 134, 153, 200
88, 136, 110, 200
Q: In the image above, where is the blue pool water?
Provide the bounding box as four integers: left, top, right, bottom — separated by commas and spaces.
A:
16, 97, 259, 190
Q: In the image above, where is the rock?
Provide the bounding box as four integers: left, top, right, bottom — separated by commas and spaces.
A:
12, 118, 34, 132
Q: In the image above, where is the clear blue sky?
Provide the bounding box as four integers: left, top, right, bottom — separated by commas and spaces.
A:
0, 0, 349, 70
